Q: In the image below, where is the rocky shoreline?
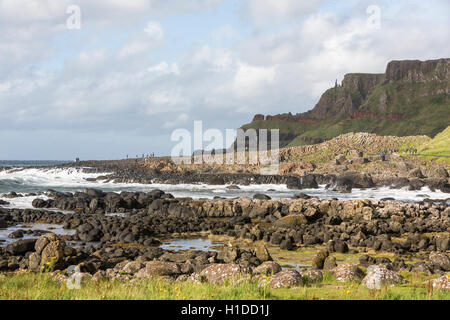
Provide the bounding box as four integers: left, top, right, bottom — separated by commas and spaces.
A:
1, 186, 449, 290
52, 158, 450, 195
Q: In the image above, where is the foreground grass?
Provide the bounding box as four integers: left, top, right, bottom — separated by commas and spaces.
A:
0, 272, 448, 300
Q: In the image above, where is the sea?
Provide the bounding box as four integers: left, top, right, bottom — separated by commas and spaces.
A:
0, 160, 449, 210
0, 160, 448, 248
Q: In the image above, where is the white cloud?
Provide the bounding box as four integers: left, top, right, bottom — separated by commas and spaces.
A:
0, 0, 449, 159
118, 21, 164, 58
244, 0, 323, 27
231, 63, 276, 97
144, 21, 164, 40
148, 62, 180, 75
163, 113, 189, 128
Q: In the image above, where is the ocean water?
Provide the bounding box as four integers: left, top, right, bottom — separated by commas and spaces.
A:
0, 160, 70, 168
0, 161, 449, 210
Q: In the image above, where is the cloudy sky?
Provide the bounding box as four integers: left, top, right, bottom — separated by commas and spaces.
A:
1, 0, 449, 160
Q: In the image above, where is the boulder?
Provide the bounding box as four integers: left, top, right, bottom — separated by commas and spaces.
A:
429, 252, 450, 271
136, 261, 181, 278
40, 236, 66, 269
299, 175, 319, 189
332, 264, 365, 282
429, 167, 449, 179
122, 261, 144, 274
269, 269, 303, 288
408, 168, 424, 178
199, 264, 251, 284
254, 245, 272, 262
323, 256, 337, 270
222, 246, 240, 264
431, 274, 450, 291
0, 218, 8, 228
253, 194, 271, 200
274, 214, 307, 229
311, 249, 329, 269
299, 269, 323, 283
253, 261, 282, 276
8, 230, 24, 239
362, 265, 406, 289
6, 239, 37, 255
279, 238, 294, 251
334, 240, 349, 253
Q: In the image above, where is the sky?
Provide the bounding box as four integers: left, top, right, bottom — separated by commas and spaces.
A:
0, 0, 449, 160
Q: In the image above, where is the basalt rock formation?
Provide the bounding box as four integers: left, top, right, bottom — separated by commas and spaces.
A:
242, 58, 450, 147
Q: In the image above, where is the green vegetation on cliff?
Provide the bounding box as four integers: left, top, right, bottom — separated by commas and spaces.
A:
242, 59, 450, 147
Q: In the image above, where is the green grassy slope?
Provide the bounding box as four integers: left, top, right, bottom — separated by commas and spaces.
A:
417, 125, 450, 156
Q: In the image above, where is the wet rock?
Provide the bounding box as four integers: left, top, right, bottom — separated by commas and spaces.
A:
8, 230, 24, 239
292, 193, 311, 200
0, 200, 10, 206
6, 238, 37, 255
362, 265, 406, 289
253, 194, 271, 200
300, 175, 319, 189
269, 269, 303, 288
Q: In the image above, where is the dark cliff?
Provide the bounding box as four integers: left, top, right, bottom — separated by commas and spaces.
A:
242, 58, 450, 147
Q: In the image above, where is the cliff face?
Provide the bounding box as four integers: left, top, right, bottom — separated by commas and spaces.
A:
311, 73, 384, 119
242, 58, 450, 147
385, 59, 449, 83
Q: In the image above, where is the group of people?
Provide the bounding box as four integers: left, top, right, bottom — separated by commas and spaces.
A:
406, 147, 418, 154
126, 153, 156, 161
379, 149, 395, 156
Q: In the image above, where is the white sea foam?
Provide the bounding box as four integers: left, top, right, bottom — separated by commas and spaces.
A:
0, 195, 49, 209
0, 167, 108, 188
0, 168, 448, 207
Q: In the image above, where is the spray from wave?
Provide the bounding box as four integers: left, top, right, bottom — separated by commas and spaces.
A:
0, 167, 448, 207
